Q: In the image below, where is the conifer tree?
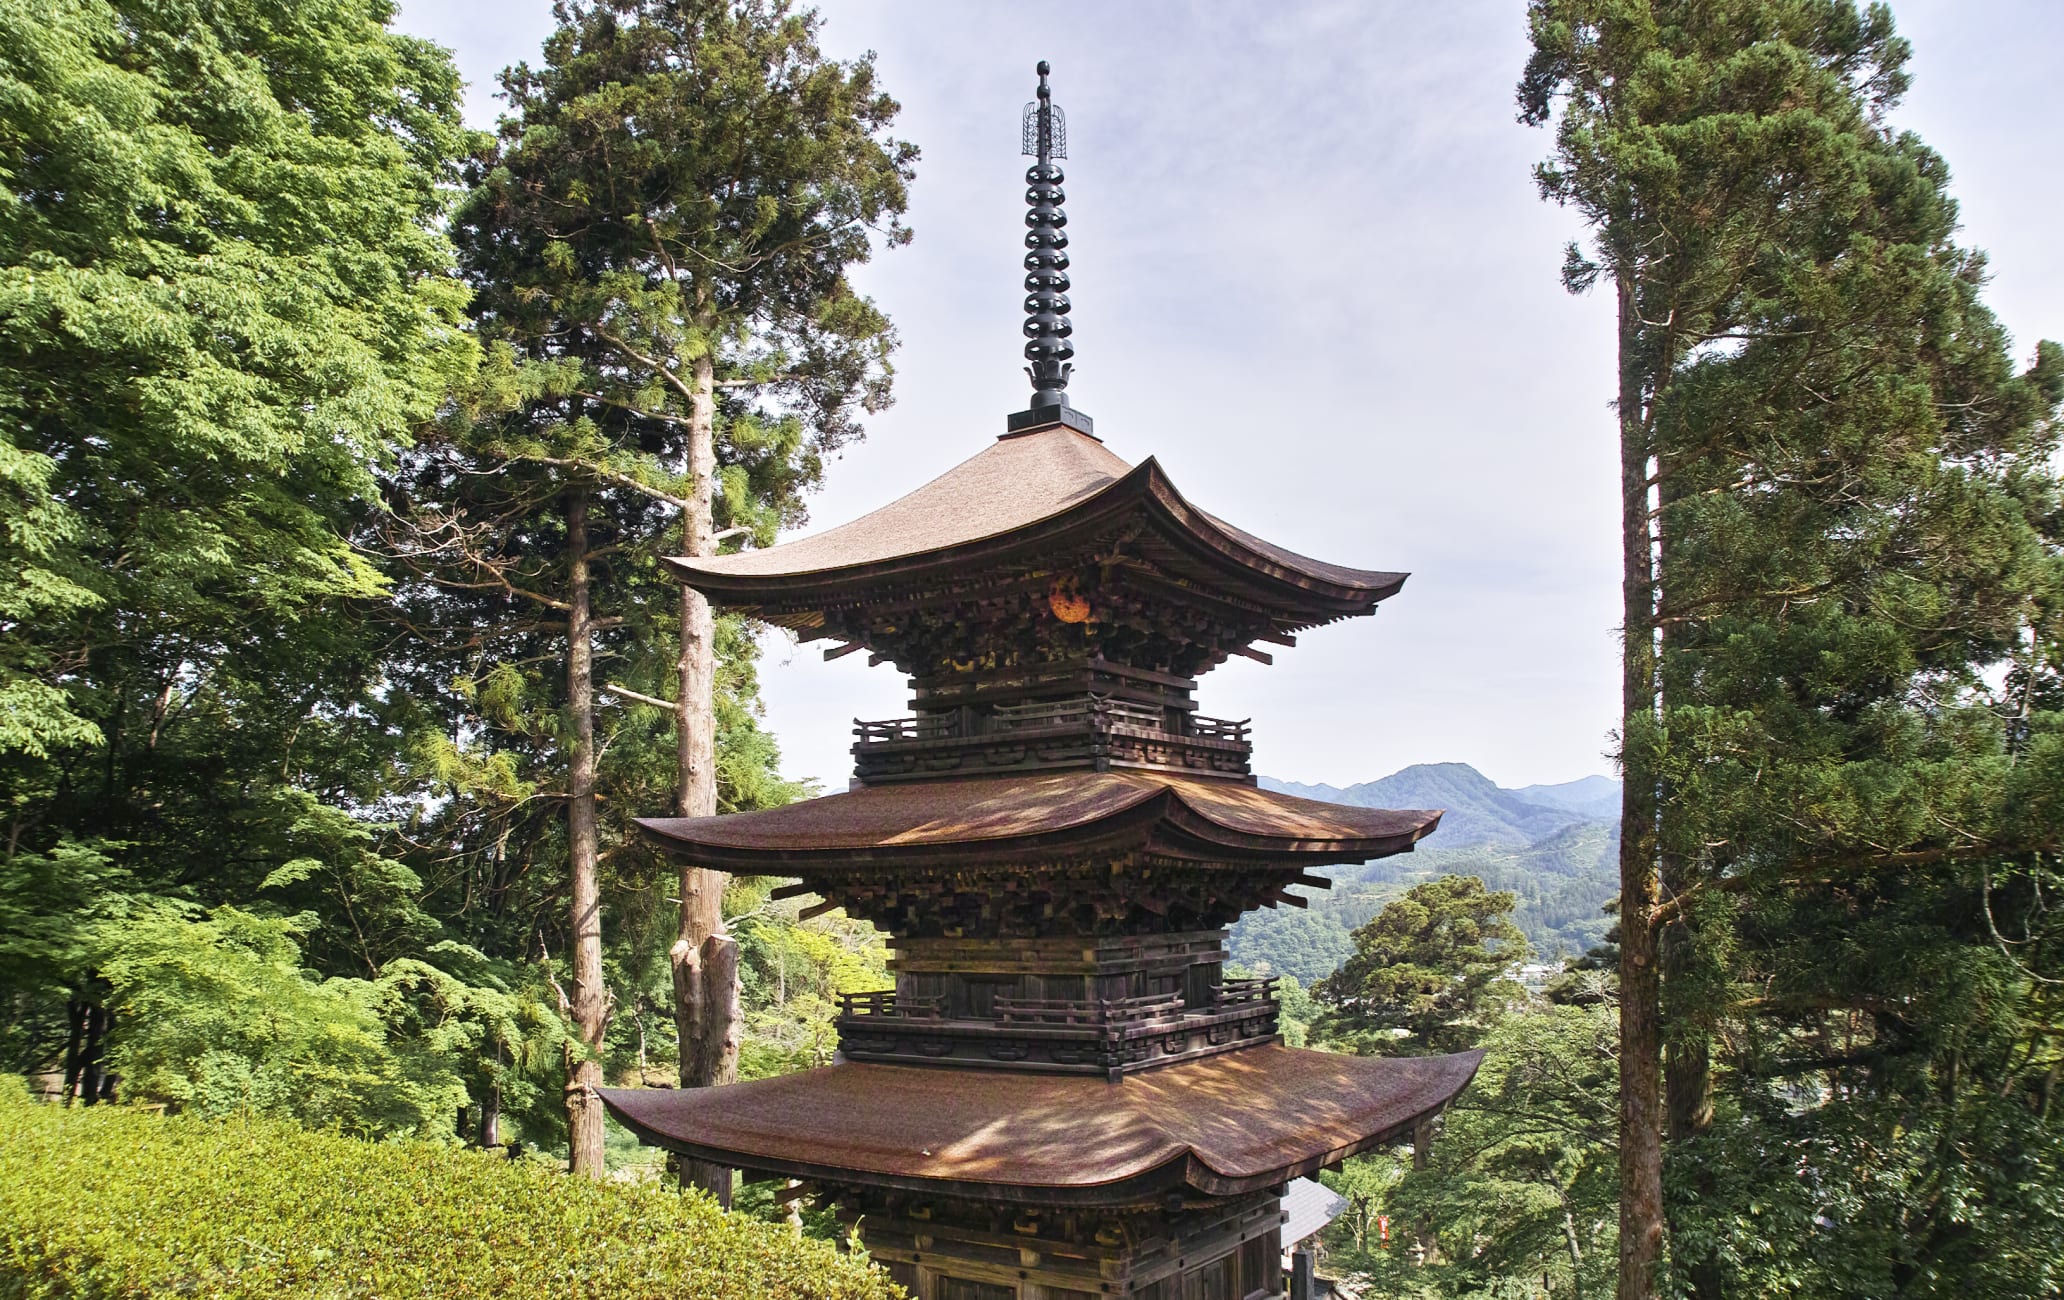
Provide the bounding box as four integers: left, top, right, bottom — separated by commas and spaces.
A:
1522, 4, 2063, 1294
414, 0, 913, 1181
1313, 875, 1528, 1057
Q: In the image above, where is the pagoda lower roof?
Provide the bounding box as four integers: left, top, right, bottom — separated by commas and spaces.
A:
662, 426, 1406, 623
599, 1045, 1482, 1206
636, 772, 1441, 872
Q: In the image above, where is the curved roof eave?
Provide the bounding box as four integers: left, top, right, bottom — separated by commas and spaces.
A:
663, 434, 1406, 609
596, 1045, 1485, 1207
631, 773, 1444, 872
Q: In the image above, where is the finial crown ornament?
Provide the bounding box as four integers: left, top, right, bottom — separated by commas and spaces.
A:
1006, 60, 1092, 437
1021, 62, 1067, 160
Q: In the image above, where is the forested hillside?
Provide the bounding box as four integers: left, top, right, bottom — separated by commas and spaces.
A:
1230, 764, 1619, 980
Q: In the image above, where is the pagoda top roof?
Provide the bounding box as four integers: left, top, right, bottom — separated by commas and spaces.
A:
665, 425, 1405, 615
599, 1044, 1482, 1207
637, 771, 1441, 873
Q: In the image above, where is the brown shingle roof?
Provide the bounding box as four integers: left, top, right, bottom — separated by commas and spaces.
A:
665, 426, 1405, 606
687, 427, 1131, 578
600, 1044, 1482, 1206
636, 772, 1442, 871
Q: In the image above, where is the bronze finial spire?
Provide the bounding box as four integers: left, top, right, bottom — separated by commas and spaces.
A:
1007, 60, 1094, 437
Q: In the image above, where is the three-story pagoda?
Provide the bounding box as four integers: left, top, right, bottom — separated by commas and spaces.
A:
603, 64, 1480, 1300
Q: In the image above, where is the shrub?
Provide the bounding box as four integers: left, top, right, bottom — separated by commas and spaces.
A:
0, 1084, 900, 1299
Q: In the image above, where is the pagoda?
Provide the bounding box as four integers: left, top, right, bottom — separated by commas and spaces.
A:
602, 63, 1480, 1300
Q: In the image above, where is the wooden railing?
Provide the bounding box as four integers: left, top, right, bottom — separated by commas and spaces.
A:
852, 714, 957, 743
836, 981, 1284, 1076
837, 990, 942, 1020
992, 992, 1187, 1029
1185, 714, 1252, 743
989, 696, 1166, 732
852, 698, 1251, 745
1212, 976, 1279, 1009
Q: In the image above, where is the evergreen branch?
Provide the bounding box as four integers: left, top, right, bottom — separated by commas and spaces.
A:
496, 453, 693, 512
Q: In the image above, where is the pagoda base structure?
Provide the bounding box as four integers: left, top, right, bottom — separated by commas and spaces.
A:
856, 1188, 1287, 1299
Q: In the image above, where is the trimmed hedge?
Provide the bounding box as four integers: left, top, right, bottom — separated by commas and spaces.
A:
0, 1085, 899, 1299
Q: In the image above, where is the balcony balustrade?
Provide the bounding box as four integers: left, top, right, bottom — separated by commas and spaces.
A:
835, 978, 1280, 1078
850, 694, 1253, 784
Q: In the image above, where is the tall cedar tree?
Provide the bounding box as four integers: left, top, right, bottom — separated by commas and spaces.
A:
428, 0, 912, 1180
0, 0, 476, 1088
1521, 3, 2063, 1295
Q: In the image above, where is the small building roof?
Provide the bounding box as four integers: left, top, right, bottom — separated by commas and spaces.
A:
1280, 1176, 1351, 1247
636, 771, 1441, 872
600, 1044, 1481, 1207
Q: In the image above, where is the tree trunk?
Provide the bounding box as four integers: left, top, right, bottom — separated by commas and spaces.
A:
1412, 1115, 1440, 1265
1665, 905, 1722, 1299
671, 335, 738, 1205
564, 490, 610, 1178
78, 1003, 110, 1106
1616, 271, 1666, 1300
1565, 1205, 1586, 1300
480, 1084, 502, 1149
61, 996, 86, 1107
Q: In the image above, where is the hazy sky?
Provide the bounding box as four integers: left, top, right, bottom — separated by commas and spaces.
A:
393, 0, 2064, 792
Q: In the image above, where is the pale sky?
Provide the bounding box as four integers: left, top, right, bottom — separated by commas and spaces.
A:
393, 0, 2064, 791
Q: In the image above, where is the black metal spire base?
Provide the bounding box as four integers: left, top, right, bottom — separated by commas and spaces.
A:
1004, 402, 1095, 437
1005, 61, 1093, 440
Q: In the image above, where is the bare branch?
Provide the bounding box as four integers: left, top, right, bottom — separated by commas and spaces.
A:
604, 683, 678, 710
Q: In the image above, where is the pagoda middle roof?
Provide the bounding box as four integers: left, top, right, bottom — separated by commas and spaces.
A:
664, 425, 1407, 615
600, 1044, 1483, 1206
637, 771, 1442, 872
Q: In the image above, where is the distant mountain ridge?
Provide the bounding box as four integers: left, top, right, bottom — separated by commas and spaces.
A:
1261, 762, 1618, 850
1512, 774, 1621, 820
1231, 762, 1623, 978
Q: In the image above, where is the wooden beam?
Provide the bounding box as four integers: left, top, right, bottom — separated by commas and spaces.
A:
770, 1179, 816, 1205
1291, 873, 1334, 891
1253, 628, 1298, 648
798, 898, 843, 922
822, 641, 866, 662
769, 881, 816, 902
1230, 645, 1274, 665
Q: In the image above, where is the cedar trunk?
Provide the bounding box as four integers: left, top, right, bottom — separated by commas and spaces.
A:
671, 342, 738, 1204
1664, 898, 1721, 1299
1616, 273, 1665, 1299
564, 491, 611, 1178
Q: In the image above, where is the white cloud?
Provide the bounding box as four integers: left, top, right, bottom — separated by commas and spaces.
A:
396, 0, 2064, 790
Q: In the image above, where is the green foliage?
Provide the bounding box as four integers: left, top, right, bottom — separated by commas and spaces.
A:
1326, 1001, 1620, 1298
0, 0, 475, 761
1229, 895, 1357, 985
88, 905, 570, 1140
1231, 804, 1619, 982
1522, 0, 2064, 1292
0, 1083, 900, 1299
0, 0, 909, 1167
1314, 875, 1530, 1056
377, 0, 915, 1142
733, 891, 890, 1080
0, 0, 540, 1126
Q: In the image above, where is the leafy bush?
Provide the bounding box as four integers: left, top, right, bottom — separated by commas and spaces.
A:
0, 1084, 900, 1299
84, 905, 572, 1143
